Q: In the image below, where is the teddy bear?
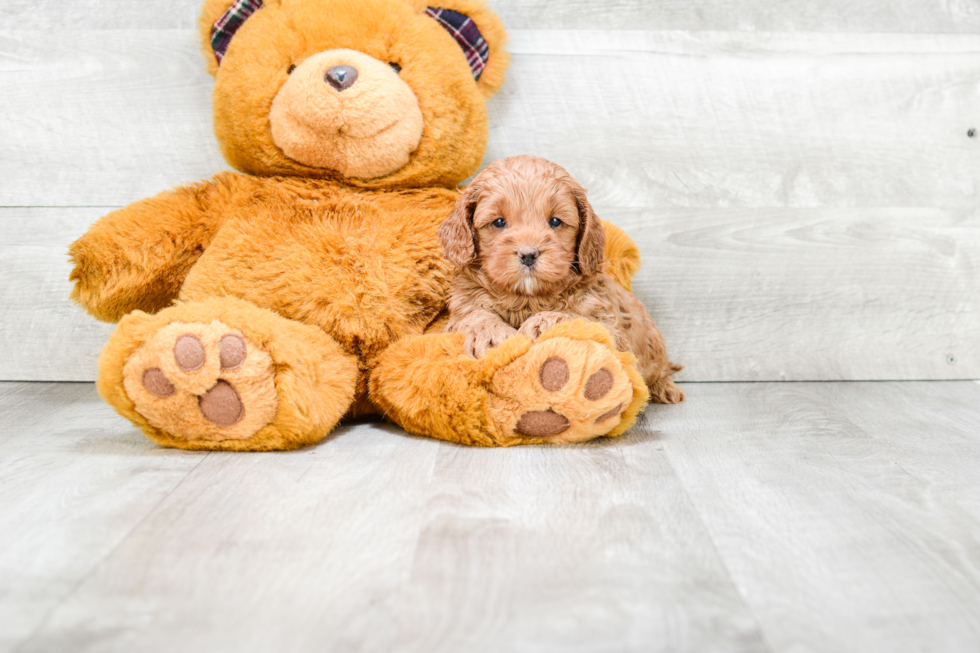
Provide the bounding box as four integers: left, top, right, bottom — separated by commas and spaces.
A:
67, 0, 651, 451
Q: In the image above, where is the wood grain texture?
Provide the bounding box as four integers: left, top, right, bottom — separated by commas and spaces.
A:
1, 30, 978, 208
4, 206, 976, 382
0, 1, 201, 30
7, 380, 980, 652
492, 0, 980, 33
0, 383, 204, 653
369, 437, 764, 652
3, 0, 978, 33
614, 206, 980, 382
4, 382, 764, 653
0, 30, 230, 208
0, 208, 117, 382
646, 380, 980, 653
490, 31, 980, 210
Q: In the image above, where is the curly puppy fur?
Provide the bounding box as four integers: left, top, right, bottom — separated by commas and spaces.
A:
438, 155, 684, 404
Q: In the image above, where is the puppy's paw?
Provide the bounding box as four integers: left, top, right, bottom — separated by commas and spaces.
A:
518, 312, 570, 341
462, 322, 519, 358
650, 376, 685, 404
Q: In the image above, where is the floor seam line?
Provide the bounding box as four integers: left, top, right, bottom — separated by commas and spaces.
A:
653, 424, 778, 653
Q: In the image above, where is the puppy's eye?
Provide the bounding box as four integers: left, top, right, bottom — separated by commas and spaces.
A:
548, 217, 563, 228
389, 62, 402, 73
491, 217, 507, 228
287, 64, 296, 75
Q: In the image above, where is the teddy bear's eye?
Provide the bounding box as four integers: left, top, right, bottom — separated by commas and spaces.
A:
287, 64, 296, 75
389, 62, 402, 74
548, 217, 563, 228
491, 217, 506, 228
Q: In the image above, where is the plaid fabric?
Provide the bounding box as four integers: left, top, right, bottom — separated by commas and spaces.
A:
211, 0, 264, 64
425, 7, 489, 80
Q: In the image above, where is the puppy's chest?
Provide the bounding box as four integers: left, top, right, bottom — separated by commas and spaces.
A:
493, 296, 574, 328
489, 282, 609, 328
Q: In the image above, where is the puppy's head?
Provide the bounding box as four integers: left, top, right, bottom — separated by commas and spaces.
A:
438, 155, 605, 296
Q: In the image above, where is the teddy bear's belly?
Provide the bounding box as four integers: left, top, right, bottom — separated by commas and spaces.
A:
178, 202, 453, 361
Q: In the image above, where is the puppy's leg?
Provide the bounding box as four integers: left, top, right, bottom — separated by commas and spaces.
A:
648, 373, 685, 404
638, 338, 684, 403
448, 309, 518, 358
618, 289, 684, 404
518, 311, 570, 340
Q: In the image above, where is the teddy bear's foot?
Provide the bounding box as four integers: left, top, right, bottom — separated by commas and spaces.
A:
99, 297, 359, 451
370, 319, 649, 447
121, 320, 278, 443
485, 322, 646, 445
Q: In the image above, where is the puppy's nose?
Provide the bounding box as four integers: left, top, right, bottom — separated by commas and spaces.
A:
325, 65, 358, 91
518, 247, 540, 267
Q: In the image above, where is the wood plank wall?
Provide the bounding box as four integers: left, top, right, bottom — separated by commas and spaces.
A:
1, 2, 977, 382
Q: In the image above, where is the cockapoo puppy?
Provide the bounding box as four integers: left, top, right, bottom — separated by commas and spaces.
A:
438, 155, 684, 404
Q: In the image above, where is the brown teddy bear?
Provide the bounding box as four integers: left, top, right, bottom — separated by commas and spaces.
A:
68, 0, 651, 451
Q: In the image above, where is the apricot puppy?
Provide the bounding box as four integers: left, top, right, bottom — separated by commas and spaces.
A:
438, 155, 684, 404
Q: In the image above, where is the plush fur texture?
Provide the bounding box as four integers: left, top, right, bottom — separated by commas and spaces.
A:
198, 0, 509, 187
69, 0, 656, 450
440, 156, 684, 403
268, 49, 425, 178
371, 319, 650, 446
99, 297, 359, 451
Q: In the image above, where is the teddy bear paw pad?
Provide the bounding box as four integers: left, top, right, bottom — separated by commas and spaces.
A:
489, 337, 635, 444
121, 321, 277, 442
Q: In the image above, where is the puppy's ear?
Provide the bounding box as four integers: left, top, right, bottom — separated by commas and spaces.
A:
569, 179, 606, 277
439, 183, 480, 267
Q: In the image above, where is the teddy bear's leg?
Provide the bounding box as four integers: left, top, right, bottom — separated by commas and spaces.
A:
99, 297, 359, 451
370, 320, 649, 446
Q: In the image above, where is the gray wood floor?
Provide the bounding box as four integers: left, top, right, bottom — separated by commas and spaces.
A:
2, 1, 978, 650
3, 380, 979, 653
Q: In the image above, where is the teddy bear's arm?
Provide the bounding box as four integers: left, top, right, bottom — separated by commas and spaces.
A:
68, 172, 259, 322
600, 220, 641, 292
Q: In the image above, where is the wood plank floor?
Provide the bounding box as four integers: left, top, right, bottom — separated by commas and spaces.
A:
3, 381, 979, 653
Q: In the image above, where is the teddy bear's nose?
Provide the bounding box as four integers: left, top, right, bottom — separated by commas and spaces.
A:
324, 65, 358, 91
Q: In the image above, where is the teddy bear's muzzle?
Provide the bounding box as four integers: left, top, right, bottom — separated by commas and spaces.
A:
269, 48, 424, 179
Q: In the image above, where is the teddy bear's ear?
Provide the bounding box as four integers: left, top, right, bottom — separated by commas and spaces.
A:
422, 1, 509, 98
198, 0, 271, 76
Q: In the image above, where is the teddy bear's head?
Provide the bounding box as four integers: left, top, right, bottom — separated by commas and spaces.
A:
198, 0, 508, 188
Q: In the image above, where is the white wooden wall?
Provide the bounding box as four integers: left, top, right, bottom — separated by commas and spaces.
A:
1, 1, 978, 382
